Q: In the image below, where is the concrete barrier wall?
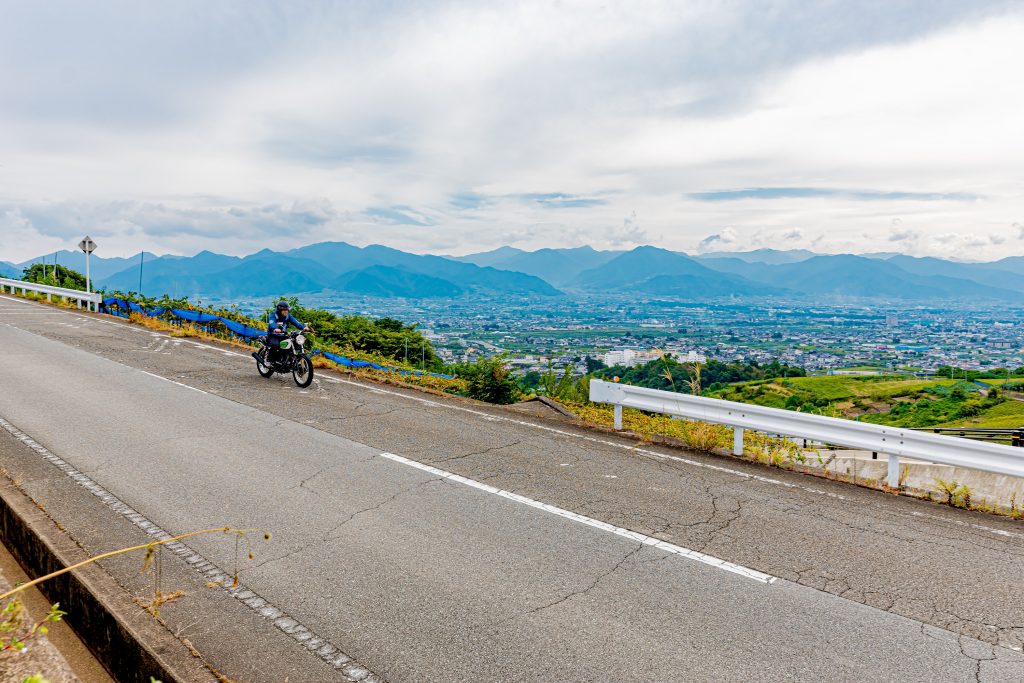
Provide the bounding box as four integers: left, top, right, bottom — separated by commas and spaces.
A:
0, 479, 215, 683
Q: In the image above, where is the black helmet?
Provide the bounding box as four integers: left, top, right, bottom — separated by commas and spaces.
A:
276, 300, 290, 312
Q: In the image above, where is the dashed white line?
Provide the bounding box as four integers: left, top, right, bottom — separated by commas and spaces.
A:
379, 452, 776, 584
0, 415, 379, 681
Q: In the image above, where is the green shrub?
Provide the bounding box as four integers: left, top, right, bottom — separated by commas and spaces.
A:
461, 356, 522, 404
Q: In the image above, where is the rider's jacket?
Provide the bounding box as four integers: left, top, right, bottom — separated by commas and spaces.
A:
267, 311, 305, 338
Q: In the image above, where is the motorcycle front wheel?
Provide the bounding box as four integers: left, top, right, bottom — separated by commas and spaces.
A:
256, 348, 274, 378
292, 354, 314, 388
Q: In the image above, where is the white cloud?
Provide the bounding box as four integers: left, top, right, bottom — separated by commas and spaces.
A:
0, 1, 1022, 261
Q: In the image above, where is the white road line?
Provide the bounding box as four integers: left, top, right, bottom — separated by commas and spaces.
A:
139, 370, 210, 395
379, 452, 777, 584
329, 376, 848, 500
0, 415, 377, 681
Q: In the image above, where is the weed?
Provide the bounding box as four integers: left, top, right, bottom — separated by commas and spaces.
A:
1, 527, 271, 656
933, 478, 973, 508
744, 431, 805, 468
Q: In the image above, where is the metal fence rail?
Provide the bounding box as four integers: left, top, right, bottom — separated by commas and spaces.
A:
0, 277, 101, 311
589, 379, 1024, 487
914, 427, 1024, 447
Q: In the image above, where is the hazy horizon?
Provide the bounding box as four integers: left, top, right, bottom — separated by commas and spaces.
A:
0, 240, 1002, 266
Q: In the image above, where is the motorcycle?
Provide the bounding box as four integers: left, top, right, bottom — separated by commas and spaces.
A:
254, 330, 314, 388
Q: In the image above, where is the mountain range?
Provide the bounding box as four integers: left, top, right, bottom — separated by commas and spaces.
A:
91, 243, 560, 299
9, 242, 1024, 302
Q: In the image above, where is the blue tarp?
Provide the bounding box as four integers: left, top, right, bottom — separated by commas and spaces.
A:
316, 350, 453, 379
170, 308, 221, 323
100, 302, 455, 380
221, 318, 265, 339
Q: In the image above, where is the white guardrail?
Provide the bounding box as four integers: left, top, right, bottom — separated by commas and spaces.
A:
590, 379, 1024, 487
0, 277, 101, 311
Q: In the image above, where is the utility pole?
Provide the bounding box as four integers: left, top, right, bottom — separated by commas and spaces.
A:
138, 251, 145, 295
421, 340, 425, 371
404, 337, 408, 364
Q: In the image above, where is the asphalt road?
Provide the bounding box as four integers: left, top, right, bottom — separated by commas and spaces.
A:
2, 294, 1023, 682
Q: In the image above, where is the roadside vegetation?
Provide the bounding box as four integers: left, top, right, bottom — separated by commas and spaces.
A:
1, 521, 267, 680
20, 264, 87, 291
709, 374, 1024, 429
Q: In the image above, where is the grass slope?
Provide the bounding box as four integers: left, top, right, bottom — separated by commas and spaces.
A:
709, 375, 1024, 428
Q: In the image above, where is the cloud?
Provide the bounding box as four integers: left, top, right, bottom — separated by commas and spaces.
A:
516, 193, 608, 209
697, 227, 739, 252
889, 228, 920, 242
689, 187, 978, 201
604, 211, 648, 247
364, 206, 433, 226
3, 199, 345, 260
0, 2, 1023, 262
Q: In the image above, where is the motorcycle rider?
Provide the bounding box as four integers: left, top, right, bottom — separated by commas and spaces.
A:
257, 301, 311, 365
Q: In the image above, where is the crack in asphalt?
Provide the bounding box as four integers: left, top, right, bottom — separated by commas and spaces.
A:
478, 542, 647, 631
432, 440, 523, 465
249, 475, 445, 571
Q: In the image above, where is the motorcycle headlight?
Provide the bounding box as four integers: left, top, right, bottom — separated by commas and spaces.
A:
295, 334, 306, 345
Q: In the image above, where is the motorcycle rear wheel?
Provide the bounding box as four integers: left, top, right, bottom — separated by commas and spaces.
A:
292, 354, 314, 388
256, 348, 274, 378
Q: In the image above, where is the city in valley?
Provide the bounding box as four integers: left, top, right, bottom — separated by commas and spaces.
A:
293, 293, 1024, 379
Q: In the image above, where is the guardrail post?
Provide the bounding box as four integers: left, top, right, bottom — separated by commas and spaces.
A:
887, 454, 900, 489
733, 427, 744, 455
613, 404, 622, 430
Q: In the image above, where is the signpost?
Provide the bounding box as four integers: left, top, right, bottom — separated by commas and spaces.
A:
78, 236, 96, 311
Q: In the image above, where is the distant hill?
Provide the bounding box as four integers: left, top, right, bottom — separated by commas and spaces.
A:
98, 242, 561, 299
17, 250, 162, 282
0, 261, 19, 278
571, 246, 775, 295
700, 254, 1021, 301
977, 256, 1024, 277
333, 265, 465, 298
451, 246, 527, 268
886, 255, 1024, 293
453, 245, 621, 286
102, 250, 243, 297
696, 248, 817, 265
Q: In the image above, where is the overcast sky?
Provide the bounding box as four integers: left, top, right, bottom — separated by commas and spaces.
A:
2, 0, 1022, 262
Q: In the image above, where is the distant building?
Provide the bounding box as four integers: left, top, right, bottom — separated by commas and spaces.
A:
603, 349, 636, 367
602, 348, 667, 367
885, 314, 899, 327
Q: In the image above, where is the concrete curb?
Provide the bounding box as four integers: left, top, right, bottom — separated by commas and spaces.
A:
0, 478, 217, 683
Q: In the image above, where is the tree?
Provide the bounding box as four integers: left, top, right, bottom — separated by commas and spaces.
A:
584, 356, 606, 373
22, 263, 87, 291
